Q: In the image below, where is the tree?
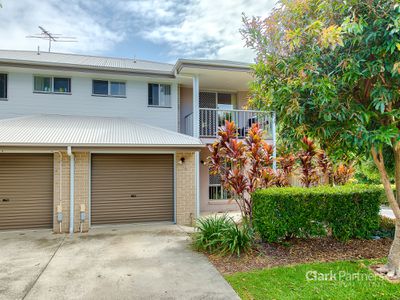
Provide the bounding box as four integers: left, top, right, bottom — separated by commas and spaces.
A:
242, 0, 400, 277
208, 121, 274, 223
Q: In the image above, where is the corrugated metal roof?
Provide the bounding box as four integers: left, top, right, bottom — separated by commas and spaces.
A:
0, 50, 174, 74
0, 115, 203, 147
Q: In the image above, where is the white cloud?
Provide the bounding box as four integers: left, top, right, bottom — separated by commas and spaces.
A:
119, 0, 275, 62
0, 0, 123, 54
0, 0, 275, 62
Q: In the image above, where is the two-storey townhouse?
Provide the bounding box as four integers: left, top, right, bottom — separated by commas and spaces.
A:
0, 50, 275, 233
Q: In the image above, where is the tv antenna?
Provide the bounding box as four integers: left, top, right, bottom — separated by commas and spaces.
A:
26, 26, 77, 52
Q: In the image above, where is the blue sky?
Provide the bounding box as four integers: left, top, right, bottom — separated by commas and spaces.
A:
0, 0, 275, 63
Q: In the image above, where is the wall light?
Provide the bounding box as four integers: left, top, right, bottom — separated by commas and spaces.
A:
178, 157, 185, 164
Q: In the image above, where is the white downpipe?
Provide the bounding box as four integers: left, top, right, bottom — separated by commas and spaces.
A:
195, 151, 200, 219
272, 112, 277, 171
192, 75, 200, 138
55, 151, 63, 233
67, 146, 75, 234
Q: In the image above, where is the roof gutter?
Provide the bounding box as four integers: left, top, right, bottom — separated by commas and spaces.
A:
67, 146, 75, 234
0, 143, 206, 148
174, 60, 251, 74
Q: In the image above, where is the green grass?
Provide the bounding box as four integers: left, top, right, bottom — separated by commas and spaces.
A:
225, 259, 400, 300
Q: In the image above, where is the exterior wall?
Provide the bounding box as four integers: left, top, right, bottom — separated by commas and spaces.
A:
176, 151, 197, 226
0, 69, 179, 132
237, 91, 249, 109
179, 86, 193, 134
200, 147, 239, 213
53, 152, 70, 233
53, 151, 89, 233
73, 152, 90, 232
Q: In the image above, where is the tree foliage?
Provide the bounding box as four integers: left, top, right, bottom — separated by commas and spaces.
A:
241, 0, 400, 276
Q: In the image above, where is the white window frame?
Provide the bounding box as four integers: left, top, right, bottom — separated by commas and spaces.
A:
33, 75, 71, 94
148, 83, 172, 108
92, 80, 126, 98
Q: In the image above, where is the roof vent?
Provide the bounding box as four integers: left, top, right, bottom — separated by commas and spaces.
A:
37, 46, 40, 55
133, 55, 136, 63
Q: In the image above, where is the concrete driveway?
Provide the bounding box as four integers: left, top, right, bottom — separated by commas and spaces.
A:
0, 224, 239, 300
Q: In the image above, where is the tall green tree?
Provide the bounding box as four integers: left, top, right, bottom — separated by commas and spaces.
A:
242, 0, 400, 277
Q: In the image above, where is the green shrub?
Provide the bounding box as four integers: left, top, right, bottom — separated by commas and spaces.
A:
193, 214, 253, 256
252, 184, 382, 242
374, 216, 396, 239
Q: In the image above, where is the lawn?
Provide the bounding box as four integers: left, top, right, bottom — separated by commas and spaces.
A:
225, 260, 400, 300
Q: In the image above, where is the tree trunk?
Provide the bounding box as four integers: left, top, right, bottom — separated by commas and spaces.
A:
394, 142, 400, 206
372, 145, 400, 277
387, 221, 400, 277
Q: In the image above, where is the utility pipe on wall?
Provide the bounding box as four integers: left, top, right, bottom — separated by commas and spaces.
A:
195, 151, 200, 219
55, 151, 63, 233
67, 146, 75, 234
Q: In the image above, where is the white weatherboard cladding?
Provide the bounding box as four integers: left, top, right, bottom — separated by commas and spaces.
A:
0, 115, 202, 146
0, 71, 178, 132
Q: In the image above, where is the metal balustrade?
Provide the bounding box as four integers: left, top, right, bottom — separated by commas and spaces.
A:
197, 108, 274, 138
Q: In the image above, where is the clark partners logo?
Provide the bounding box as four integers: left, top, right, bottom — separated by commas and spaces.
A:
306, 270, 376, 282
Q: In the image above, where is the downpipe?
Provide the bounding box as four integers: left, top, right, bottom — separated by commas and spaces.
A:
67, 146, 75, 234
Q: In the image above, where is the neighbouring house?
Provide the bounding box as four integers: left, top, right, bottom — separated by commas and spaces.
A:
0, 50, 275, 233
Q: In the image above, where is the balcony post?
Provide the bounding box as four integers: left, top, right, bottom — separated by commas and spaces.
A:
272, 111, 277, 171
192, 75, 200, 138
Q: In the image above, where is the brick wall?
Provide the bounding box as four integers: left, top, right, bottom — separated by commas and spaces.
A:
53, 151, 89, 233
176, 152, 197, 226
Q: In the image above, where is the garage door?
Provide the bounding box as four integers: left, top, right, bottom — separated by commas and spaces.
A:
91, 154, 174, 225
0, 153, 53, 230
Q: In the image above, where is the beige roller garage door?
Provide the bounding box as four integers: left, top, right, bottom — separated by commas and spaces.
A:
0, 153, 53, 230
91, 154, 174, 225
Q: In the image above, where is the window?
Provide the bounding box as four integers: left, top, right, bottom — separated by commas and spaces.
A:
92, 80, 108, 95
148, 83, 171, 107
0, 74, 7, 99
209, 174, 231, 200
92, 80, 126, 97
34, 76, 71, 93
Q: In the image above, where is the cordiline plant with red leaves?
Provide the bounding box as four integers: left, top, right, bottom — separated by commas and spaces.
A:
298, 136, 320, 188
275, 153, 296, 187
208, 120, 274, 224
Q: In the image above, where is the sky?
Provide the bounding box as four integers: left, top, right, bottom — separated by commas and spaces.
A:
0, 0, 275, 63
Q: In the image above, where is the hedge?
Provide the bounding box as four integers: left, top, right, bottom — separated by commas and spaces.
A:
252, 184, 382, 242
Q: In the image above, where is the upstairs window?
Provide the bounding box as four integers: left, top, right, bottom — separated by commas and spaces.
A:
148, 83, 171, 107
92, 80, 126, 97
0, 74, 7, 99
34, 76, 71, 93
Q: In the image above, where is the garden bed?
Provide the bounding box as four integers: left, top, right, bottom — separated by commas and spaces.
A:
207, 237, 392, 274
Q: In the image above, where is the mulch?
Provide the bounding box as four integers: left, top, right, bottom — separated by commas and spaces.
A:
207, 237, 393, 274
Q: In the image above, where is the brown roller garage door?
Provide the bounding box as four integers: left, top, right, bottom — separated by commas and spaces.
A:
0, 153, 53, 230
91, 154, 174, 225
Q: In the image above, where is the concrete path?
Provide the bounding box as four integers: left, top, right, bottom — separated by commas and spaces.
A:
381, 205, 395, 219
203, 208, 397, 220
0, 224, 239, 300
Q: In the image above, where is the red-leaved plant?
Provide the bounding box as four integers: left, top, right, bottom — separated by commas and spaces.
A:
316, 150, 332, 185
208, 121, 274, 223
298, 136, 320, 187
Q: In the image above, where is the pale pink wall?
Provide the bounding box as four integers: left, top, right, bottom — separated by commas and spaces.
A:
179, 87, 193, 134
237, 91, 249, 109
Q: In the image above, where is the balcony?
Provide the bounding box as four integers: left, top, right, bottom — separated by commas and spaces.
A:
184, 108, 274, 139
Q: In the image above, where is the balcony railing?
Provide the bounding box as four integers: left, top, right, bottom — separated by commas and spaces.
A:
197, 108, 274, 139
